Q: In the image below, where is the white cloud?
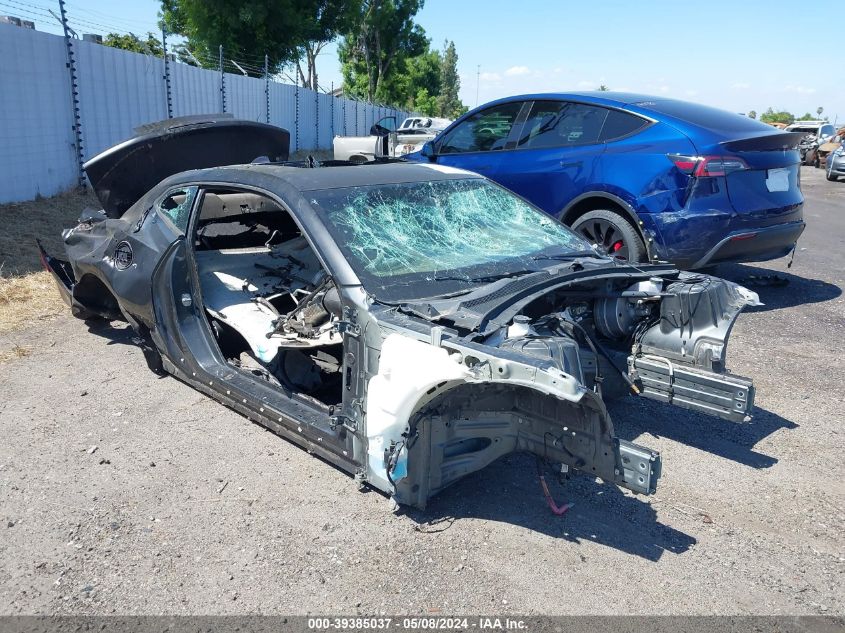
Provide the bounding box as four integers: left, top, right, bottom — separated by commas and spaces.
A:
479, 72, 501, 82
685, 89, 699, 97
658, 85, 670, 94
732, 82, 750, 89
785, 84, 816, 94
504, 65, 531, 77
576, 80, 597, 89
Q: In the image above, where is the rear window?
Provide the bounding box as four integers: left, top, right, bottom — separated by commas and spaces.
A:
788, 126, 818, 135
600, 109, 649, 141
638, 99, 773, 134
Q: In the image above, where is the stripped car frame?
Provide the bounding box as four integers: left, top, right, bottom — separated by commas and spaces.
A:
40, 117, 759, 510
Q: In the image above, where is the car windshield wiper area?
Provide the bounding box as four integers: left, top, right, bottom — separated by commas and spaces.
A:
530, 250, 604, 261
432, 269, 542, 284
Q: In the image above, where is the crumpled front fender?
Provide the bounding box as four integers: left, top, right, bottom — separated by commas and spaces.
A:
365, 333, 660, 508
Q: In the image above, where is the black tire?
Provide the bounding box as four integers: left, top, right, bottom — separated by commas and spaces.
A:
827, 171, 838, 182
570, 209, 646, 262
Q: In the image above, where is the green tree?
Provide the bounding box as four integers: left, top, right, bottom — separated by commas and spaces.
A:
161, 0, 354, 79
339, 0, 428, 102
748, 110, 757, 119
817, 106, 824, 118
759, 108, 794, 125
597, 84, 609, 91
387, 48, 441, 109
294, 0, 358, 90
436, 40, 464, 118
413, 87, 438, 116
103, 32, 163, 56
797, 112, 816, 121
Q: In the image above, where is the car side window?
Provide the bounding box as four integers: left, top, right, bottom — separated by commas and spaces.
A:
516, 102, 608, 149
600, 109, 650, 141
156, 186, 198, 233
821, 124, 834, 137
438, 102, 523, 154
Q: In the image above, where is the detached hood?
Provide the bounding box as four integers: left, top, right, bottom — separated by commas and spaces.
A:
84, 115, 290, 217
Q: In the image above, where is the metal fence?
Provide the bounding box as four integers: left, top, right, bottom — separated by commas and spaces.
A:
0, 21, 410, 204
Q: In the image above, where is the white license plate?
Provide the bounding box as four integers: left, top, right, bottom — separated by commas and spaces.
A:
766, 168, 790, 192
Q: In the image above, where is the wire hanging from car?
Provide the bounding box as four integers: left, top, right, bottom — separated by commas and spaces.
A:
535, 456, 573, 516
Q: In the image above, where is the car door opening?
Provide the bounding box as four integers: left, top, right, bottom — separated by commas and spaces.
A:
191, 188, 344, 407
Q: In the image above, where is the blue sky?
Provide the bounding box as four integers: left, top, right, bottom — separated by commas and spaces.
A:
13, 0, 843, 123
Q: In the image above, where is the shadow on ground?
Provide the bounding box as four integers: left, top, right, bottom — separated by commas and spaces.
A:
85, 319, 136, 345
609, 397, 797, 470
399, 452, 696, 562
716, 263, 841, 312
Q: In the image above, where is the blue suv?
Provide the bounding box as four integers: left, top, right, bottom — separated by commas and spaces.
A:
407, 93, 805, 268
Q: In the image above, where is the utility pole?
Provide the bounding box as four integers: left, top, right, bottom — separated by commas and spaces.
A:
58, 0, 85, 190
476, 64, 480, 108
162, 27, 173, 119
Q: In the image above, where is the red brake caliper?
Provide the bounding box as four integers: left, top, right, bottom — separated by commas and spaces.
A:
611, 240, 624, 253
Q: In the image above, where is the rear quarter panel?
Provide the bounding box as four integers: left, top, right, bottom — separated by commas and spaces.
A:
593, 122, 697, 216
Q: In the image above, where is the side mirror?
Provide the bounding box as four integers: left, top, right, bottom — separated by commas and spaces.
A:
420, 141, 436, 160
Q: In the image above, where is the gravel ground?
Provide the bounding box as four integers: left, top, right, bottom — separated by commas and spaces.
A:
0, 167, 843, 616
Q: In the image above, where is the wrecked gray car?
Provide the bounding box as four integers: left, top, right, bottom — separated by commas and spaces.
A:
40, 117, 759, 509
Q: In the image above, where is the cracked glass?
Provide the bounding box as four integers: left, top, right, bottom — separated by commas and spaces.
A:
309, 177, 591, 300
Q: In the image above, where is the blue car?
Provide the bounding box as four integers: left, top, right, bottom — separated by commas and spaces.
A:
406, 93, 805, 268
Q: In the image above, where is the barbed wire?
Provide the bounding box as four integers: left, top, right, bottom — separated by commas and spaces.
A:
0, 1, 405, 105
64, 1, 160, 31
0, 0, 53, 22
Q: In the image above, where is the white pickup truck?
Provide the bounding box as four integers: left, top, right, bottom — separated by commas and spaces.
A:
333, 116, 452, 163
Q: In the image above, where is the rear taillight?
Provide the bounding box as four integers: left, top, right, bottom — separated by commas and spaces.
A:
668, 154, 749, 177
668, 154, 699, 174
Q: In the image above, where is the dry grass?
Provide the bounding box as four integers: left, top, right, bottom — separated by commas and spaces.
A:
0, 188, 98, 276
0, 188, 98, 337
0, 271, 68, 335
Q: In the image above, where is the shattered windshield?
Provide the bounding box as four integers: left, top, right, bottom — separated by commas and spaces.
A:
308, 178, 592, 301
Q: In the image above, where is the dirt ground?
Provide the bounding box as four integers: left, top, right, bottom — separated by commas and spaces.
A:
0, 167, 843, 616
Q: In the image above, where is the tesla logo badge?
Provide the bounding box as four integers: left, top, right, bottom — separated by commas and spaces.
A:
114, 241, 133, 270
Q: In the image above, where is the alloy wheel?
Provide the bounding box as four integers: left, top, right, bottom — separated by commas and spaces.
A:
577, 218, 629, 259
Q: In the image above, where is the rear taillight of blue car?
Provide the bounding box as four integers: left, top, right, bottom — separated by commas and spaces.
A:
668, 154, 749, 177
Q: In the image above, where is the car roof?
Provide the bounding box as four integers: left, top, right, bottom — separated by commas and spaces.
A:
476, 91, 665, 108
181, 161, 481, 192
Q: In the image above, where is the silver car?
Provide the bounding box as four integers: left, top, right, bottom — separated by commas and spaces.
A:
827, 142, 845, 181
